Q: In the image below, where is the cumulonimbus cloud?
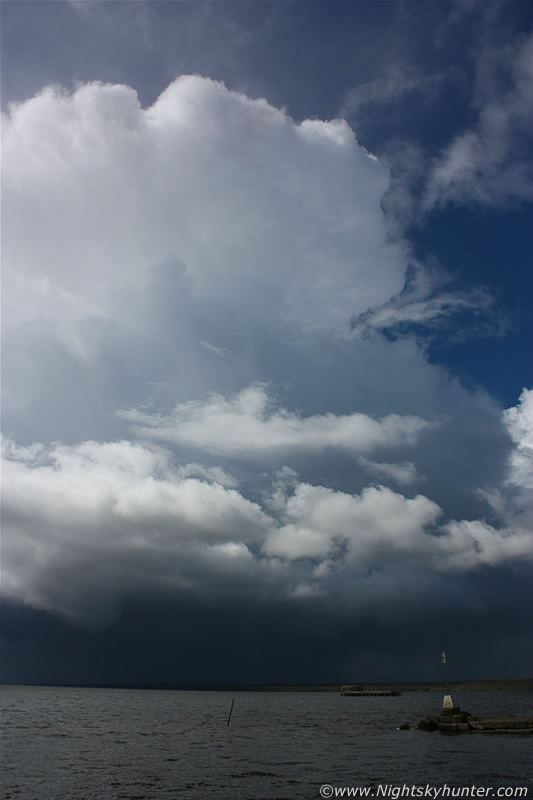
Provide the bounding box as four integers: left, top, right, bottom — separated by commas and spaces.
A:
2, 75, 532, 639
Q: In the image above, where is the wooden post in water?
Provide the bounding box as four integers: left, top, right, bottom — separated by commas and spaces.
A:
226, 697, 235, 727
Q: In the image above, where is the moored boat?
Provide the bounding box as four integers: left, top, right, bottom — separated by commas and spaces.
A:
341, 685, 402, 696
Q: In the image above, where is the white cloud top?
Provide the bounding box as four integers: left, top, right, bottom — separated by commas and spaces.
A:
2, 75, 406, 346
504, 388, 533, 490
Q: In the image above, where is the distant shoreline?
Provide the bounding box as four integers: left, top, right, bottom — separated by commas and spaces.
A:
2, 678, 532, 692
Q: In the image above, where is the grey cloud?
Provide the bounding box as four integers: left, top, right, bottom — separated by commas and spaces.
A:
2, 387, 531, 634
2, 563, 532, 685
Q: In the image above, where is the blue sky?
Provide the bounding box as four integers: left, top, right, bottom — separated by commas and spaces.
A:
1, 1, 532, 685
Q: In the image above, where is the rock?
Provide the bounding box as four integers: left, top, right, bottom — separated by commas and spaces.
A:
397, 723, 410, 730
440, 705, 462, 716
417, 715, 440, 732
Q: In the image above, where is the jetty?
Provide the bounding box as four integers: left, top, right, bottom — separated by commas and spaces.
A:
417, 694, 533, 734
341, 685, 402, 697
418, 712, 533, 733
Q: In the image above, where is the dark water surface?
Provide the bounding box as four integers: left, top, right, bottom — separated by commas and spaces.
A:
1, 687, 531, 799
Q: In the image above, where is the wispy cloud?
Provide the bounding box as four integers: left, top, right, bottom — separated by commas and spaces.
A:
200, 340, 227, 358
351, 261, 500, 341
357, 457, 421, 486
424, 34, 533, 210
339, 64, 443, 124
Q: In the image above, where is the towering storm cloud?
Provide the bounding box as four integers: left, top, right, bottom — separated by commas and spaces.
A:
2, 2, 532, 684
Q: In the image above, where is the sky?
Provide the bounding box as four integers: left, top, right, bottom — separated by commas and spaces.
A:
1, 0, 532, 686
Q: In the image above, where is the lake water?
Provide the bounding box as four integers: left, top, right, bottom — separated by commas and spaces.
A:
1, 687, 531, 799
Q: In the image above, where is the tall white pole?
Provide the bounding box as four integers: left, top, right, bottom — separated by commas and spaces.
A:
441, 651, 454, 712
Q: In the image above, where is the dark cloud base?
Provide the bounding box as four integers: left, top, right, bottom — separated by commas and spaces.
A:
2, 566, 532, 687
